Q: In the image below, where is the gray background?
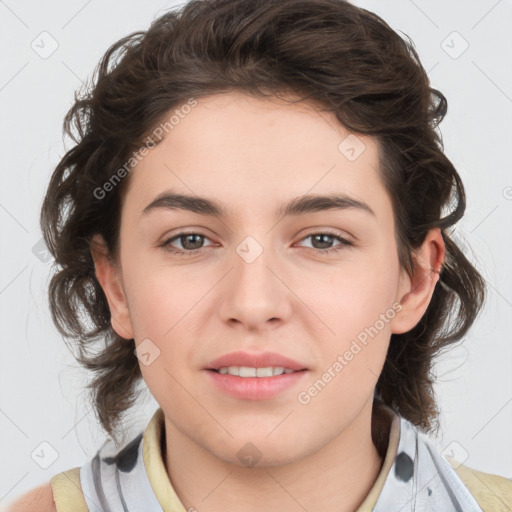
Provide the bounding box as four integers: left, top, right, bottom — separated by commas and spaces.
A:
1, 0, 511, 505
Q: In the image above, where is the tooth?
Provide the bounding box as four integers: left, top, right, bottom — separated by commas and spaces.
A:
227, 366, 239, 376
256, 367, 274, 377
238, 366, 257, 377
216, 366, 298, 377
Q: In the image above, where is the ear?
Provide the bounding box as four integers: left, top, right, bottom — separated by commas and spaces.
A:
90, 234, 134, 340
390, 228, 445, 334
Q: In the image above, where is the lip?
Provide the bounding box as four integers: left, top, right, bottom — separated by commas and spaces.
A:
204, 368, 308, 400
203, 350, 309, 401
205, 350, 308, 371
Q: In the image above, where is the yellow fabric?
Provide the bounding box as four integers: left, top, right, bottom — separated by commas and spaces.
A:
50, 406, 512, 512
49, 466, 88, 512
356, 405, 401, 511
448, 458, 512, 511
142, 407, 187, 511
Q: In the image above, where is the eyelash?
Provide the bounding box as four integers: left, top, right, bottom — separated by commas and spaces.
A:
160, 230, 353, 256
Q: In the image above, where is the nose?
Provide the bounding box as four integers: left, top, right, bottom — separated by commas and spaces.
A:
217, 237, 293, 331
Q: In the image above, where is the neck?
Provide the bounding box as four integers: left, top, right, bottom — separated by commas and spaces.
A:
163, 397, 390, 512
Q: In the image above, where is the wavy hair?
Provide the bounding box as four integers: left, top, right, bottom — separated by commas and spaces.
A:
41, 0, 486, 442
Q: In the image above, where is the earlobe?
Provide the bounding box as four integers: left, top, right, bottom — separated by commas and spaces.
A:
90, 234, 134, 340
390, 228, 445, 335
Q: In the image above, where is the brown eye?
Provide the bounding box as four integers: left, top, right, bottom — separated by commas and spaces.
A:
176, 233, 205, 250
311, 234, 336, 249
297, 232, 353, 254
161, 232, 213, 255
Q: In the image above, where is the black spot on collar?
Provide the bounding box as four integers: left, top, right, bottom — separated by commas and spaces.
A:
394, 451, 414, 482
103, 433, 143, 472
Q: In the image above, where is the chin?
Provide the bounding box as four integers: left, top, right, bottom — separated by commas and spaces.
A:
220, 446, 303, 469
209, 433, 311, 469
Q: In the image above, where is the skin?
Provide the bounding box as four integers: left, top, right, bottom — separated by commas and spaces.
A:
90, 91, 445, 512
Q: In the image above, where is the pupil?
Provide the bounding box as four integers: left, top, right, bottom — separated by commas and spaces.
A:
183, 234, 202, 249
314, 234, 332, 249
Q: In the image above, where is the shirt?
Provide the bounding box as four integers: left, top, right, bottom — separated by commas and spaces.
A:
49, 405, 512, 511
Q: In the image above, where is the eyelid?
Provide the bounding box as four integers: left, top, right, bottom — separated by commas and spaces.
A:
294, 230, 353, 251
161, 230, 216, 251
160, 227, 352, 244
297, 227, 354, 242
161, 228, 354, 256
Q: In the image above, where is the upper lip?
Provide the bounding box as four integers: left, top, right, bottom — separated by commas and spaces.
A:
205, 351, 308, 371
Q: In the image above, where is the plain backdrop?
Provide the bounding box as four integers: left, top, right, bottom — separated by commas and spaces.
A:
1, 0, 511, 505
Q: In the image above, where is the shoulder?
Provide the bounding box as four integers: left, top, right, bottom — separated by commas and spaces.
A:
448, 458, 512, 511
3, 482, 56, 512
4, 467, 88, 512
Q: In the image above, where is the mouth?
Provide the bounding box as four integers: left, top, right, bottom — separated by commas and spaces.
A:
209, 366, 307, 377
205, 366, 308, 400
205, 350, 308, 373
203, 351, 309, 399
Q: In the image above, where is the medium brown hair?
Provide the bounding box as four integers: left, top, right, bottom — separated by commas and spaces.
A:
41, 0, 486, 442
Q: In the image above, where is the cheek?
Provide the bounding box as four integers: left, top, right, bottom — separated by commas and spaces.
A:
300, 250, 400, 395
297, 287, 394, 420
123, 259, 209, 339
122, 261, 213, 388
303, 253, 401, 338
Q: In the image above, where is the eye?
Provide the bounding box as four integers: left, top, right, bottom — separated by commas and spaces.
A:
160, 230, 353, 257
161, 231, 214, 256
296, 232, 353, 255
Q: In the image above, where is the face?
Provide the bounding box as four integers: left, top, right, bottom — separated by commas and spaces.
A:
93, 91, 441, 467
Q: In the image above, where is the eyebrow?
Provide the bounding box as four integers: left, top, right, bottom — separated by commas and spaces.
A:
141, 191, 376, 220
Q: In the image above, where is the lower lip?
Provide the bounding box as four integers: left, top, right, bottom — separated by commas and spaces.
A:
204, 369, 308, 400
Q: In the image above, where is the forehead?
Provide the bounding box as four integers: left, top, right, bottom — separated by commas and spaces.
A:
123, 92, 387, 221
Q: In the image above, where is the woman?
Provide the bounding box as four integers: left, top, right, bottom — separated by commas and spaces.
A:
7, 0, 511, 510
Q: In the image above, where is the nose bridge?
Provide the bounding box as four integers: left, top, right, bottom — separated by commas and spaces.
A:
233, 234, 280, 294
219, 233, 291, 326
